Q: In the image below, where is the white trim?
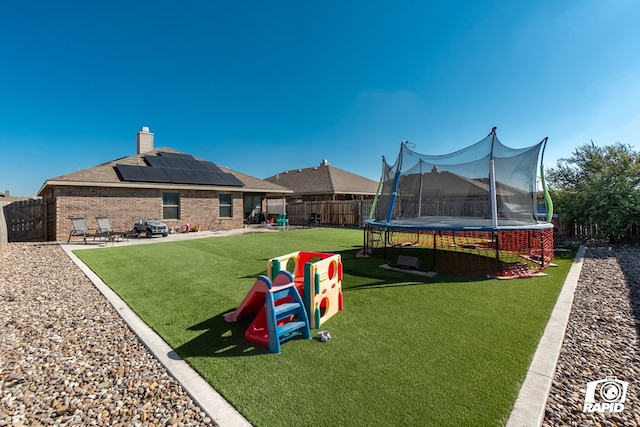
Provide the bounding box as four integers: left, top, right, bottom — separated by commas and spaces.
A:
38, 180, 292, 195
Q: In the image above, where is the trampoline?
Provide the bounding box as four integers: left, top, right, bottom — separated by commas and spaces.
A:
363, 127, 554, 278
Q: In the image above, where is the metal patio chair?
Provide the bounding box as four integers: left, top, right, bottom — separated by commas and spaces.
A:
95, 216, 125, 242
67, 217, 96, 244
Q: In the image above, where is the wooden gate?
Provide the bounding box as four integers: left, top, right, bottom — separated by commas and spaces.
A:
3, 199, 46, 242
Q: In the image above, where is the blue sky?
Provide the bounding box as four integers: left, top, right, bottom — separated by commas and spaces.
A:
1, 1, 639, 196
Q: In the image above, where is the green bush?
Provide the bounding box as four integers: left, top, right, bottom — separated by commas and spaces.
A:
547, 142, 640, 242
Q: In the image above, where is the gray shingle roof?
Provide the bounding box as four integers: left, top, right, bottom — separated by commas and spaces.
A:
39, 147, 291, 195
264, 161, 378, 196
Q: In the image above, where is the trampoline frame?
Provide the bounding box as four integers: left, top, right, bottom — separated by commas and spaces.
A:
363, 219, 554, 278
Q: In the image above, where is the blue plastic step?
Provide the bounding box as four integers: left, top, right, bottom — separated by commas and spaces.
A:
274, 302, 302, 320
277, 321, 307, 340
265, 281, 311, 353
271, 287, 295, 301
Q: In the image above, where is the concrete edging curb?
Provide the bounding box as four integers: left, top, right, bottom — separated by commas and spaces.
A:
505, 245, 586, 427
60, 244, 252, 427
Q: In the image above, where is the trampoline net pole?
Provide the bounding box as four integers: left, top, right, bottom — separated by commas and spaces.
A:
490, 159, 498, 228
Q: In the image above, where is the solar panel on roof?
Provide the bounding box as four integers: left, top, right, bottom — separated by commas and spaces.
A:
165, 157, 191, 170
115, 165, 148, 182
224, 173, 244, 186
203, 171, 222, 185
178, 169, 208, 184
142, 167, 172, 183
208, 172, 223, 185
210, 171, 244, 186
116, 152, 244, 187
178, 158, 201, 170
144, 155, 171, 168
200, 161, 223, 173
163, 168, 190, 184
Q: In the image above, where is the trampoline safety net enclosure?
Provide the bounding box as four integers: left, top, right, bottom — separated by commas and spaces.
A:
364, 127, 554, 278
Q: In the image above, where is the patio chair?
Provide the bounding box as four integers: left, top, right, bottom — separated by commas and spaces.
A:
95, 216, 124, 242
306, 213, 322, 228
276, 213, 289, 230
67, 217, 95, 244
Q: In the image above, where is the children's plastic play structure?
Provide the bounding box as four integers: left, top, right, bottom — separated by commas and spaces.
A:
224, 271, 311, 354
267, 251, 343, 329
225, 251, 343, 353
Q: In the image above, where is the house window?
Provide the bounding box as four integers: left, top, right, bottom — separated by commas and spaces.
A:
219, 193, 232, 218
163, 192, 180, 220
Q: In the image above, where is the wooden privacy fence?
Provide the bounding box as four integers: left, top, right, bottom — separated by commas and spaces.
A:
285, 200, 375, 228
305, 200, 640, 244
281, 201, 640, 244
2, 199, 46, 242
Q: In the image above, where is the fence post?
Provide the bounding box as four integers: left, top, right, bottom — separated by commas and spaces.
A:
0, 202, 8, 253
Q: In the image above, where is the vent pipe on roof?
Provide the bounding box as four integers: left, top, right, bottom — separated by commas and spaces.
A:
321, 159, 329, 166
136, 126, 154, 154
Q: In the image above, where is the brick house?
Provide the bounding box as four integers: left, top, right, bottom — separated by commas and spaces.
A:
37, 127, 291, 241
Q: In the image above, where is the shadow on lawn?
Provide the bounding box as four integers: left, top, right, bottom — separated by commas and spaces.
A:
237, 247, 491, 287
173, 247, 450, 359
234, 249, 487, 289
174, 312, 272, 358
173, 245, 576, 359
337, 248, 489, 291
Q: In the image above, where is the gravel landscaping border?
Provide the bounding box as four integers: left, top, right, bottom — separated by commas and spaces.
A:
543, 244, 640, 426
1, 243, 215, 426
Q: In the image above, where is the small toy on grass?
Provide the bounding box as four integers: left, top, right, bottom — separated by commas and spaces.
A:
316, 330, 331, 342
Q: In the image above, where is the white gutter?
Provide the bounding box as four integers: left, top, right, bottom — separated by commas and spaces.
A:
38, 180, 293, 196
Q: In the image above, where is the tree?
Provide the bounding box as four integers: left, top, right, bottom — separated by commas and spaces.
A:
546, 142, 640, 242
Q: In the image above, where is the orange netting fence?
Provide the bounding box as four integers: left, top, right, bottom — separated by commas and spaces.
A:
364, 225, 554, 278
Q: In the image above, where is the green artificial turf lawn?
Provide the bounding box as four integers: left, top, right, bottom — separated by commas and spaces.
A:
74, 228, 578, 427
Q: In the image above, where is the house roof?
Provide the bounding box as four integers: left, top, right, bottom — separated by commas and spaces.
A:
0, 190, 34, 202
264, 160, 379, 196
400, 170, 490, 197
399, 171, 526, 197
38, 147, 292, 195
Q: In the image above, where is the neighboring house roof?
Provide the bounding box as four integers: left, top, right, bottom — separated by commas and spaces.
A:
0, 190, 33, 202
38, 147, 292, 196
264, 160, 379, 197
399, 170, 490, 197
399, 170, 527, 198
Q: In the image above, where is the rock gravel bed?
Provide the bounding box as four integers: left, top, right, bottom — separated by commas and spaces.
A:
543, 245, 640, 427
0, 243, 214, 426
2, 242, 640, 426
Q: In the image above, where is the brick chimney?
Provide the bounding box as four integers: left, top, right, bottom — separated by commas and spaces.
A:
136, 126, 154, 154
